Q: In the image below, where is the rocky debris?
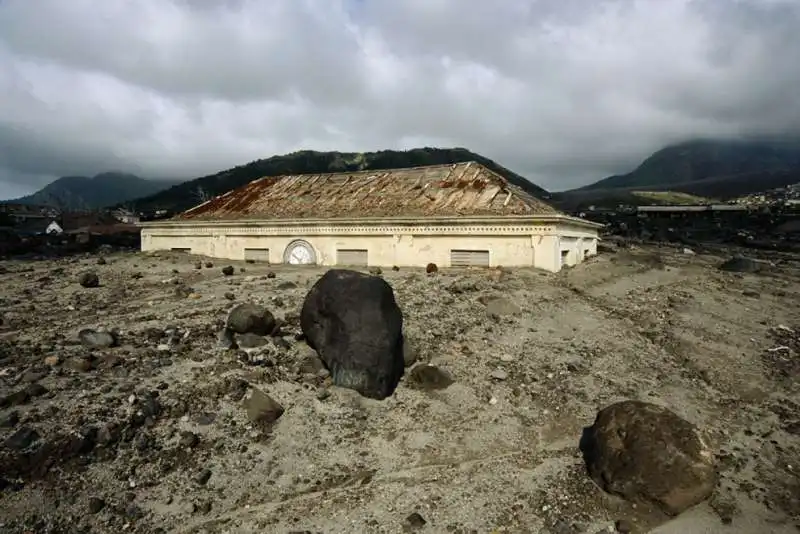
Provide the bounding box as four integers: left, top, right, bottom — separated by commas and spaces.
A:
96, 257, 107, 265
403, 512, 427, 531
369, 266, 382, 275
78, 328, 118, 349
301, 269, 405, 400
243, 387, 284, 426
718, 256, 761, 273
3, 426, 40, 450
78, 271, 100, 288
88, 497, 106, 514
426, 263, 438, 274
226, 303, 277, 336
406, 363, 454, 391
478, 295, 521, 317
580, 400, 717, 516
222, 266, 234, 276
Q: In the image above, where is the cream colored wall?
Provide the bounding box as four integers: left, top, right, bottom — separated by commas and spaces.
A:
140, 222, 598, 273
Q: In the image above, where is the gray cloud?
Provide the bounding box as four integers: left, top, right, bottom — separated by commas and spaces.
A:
1, 0, 798, 199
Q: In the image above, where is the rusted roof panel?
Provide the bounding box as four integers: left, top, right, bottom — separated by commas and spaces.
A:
177, 162, 560, 220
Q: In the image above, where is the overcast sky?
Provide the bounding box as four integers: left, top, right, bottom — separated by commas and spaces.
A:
1, 0, 799, 199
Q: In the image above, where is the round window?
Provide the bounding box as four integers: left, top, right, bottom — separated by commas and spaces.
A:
283, 239, 317, 265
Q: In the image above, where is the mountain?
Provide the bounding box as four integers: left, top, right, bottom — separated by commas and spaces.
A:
579, 139, 800, 191
551, 139, 800, 211
127, 147, 550, 214
8, 172, 183, 210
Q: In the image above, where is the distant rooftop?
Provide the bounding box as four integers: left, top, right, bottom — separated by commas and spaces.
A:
177, 162, 561, 221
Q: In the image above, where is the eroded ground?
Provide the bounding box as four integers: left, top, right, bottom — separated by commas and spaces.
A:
0, 244, 798, 534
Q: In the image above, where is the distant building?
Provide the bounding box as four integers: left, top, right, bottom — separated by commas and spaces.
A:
113, 208, 141, 224
138, 162, 603, 272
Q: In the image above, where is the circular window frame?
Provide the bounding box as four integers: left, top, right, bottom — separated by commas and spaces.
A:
283, 239, 317, 265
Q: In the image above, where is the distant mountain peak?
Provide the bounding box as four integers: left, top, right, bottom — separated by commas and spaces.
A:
7, 172, 183, 210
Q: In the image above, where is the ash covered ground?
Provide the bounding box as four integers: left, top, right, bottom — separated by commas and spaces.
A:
0, 244, 798, 534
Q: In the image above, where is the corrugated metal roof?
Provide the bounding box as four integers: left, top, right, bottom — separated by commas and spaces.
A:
177, 162, 560, 220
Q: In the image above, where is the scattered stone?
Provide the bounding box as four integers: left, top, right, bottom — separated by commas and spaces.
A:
276, 281, 297, 290
243, 387, 284, 426
490, 369, 508, 381
194, 262, 202, 269
403, 512, 427, 531
0, 410, 20, 428
226, 303, 277, 336
194, 468, 212, 485
78, 328, 117, 349
301, 269, 405, 400
266, 271, 276, 279
222, 266, 235, 276
205, 262, 213, 268
44, 355, 61, 366
426, 263, 438, 274
224, 292, 235, 300
719, 256, 760, 273
580, 400, 717, 516
88, 497, 106, 514
369, 266, 383, 275
614, 519, 633, 533
316, 389, 331, 401
407, 363, 454, 391
4, 426, 40, 450
78, 272, 100, 288
742, 290, 760, 298
96, 257, 107, 265
178, 431, 199, 448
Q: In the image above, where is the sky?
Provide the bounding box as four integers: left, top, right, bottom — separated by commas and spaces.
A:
1, 0, 799, 199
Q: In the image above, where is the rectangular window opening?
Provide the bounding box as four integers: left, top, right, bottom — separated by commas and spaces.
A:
336, 249, 368, 266
450, 249, 490, 267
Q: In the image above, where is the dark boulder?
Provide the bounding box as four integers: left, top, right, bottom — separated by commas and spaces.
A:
300, 269, 404, 400
226, 303, 276, 336
580, 400, 717, 516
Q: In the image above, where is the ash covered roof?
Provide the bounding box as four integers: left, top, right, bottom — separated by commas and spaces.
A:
177, 162, 561, 220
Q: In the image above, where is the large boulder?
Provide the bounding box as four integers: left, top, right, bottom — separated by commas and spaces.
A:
580, 400, 717, 516
300, 269, 404, 400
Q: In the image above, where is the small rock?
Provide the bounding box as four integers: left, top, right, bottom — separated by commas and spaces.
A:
407, 363, 454, 391
426, 263, 438, 274
369, 266, 383, 275
227, 303, 277, 336
44, 355, 61, 366
243, 387, 284, 426
719, 256, 760, 274
224, 292, 235, 300
0, 410, 20, 428
403, 512, 427, 531
96, 257, 107, 265
66, 356, 94, 372
205, 262, 213, 268
615, 519, 633, 533
266, 271, 276, 279
78, 328, 117, 349
194, 468, 212, 485
4, 426, 40, 450
490, 369, 508, 381
78, 271, 100, 288
222, 266, 234, 276
316, 389, 331, 401
88, 497, 106, 514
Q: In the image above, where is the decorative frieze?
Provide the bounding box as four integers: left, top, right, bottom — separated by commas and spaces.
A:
141, 224, 557, 237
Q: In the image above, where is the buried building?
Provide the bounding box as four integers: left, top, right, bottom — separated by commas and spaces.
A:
138, 162, 603, 272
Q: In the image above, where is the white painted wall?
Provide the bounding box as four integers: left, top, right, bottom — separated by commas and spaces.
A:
140, 220, 600, 273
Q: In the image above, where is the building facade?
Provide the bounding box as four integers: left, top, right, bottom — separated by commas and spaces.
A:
139, 162, 602, 272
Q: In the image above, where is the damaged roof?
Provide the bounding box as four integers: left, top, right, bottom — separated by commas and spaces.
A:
177, 162, 561, 221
